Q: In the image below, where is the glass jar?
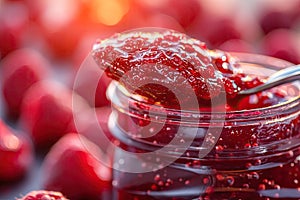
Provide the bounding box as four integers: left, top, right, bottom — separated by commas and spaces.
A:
107, 53, 300, 200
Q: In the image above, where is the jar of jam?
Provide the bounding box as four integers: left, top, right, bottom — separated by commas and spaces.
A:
107, 53, 300, 200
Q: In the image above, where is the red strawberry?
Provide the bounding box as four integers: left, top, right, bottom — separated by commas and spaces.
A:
20, 80, 80, 151
144, 13, 184, 32
160, 0, 202, 28
73, 54, 111, 107
0, 119, 33, 182
132, 0, 202, 28
17, 190, 68, 200
1, 48, 49, 118
0, 2, 29, 58
218, 39, 255, 53
77, 106, 113, 146
259, 6, 299, 35
42, 133, 112, 200
260, 29, 300, 64
94, 74, 112, 107
29, 0, 84, 59
188, 14, 242, 49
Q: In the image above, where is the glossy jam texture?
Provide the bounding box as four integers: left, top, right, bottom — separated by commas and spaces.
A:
110, 97, 300, 199
110, 86, 300, 200
92, 30, 285, 111
93, 30, 300, 199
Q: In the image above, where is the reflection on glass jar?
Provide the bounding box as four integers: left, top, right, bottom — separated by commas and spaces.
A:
108, 53, 300, 200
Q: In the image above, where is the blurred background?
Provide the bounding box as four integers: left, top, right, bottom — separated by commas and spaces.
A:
1, 0, 300, 66
0, 0, 300, 199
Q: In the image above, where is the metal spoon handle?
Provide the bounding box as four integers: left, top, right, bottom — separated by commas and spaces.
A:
239, 64, 300, 95
267, 64, 300, 83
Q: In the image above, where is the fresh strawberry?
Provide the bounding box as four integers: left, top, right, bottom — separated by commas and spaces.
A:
42, 133, 112, 200
77, 106, 113, 146
20, 80, 79, 151
133, 0, 202, 28
218, 39, 254, 53
188, 15, 242, 49
0, 2, 29, 58
29, 0, 83, 59
160, 0, 202, 28
0, 119, 33, 182
72, 56, 111, 107
17, 190, 68, 200
144, 13, 185, 32
260, 29, 300, 64
0, 48, 49, 118
259, 7, 299, 35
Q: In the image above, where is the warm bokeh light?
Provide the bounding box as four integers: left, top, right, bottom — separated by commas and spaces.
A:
40, 0, 79, 30
91, 0, 130, 26
3, 134, 21, 151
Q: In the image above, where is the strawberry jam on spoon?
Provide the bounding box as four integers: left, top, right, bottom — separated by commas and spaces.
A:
92, 29, 288, 111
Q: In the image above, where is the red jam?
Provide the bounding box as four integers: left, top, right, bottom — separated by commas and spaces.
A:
92, 30, 289, 112
92, 30, 300, 199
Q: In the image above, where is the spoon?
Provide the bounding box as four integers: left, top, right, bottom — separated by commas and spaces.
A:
238, 64, 300, 95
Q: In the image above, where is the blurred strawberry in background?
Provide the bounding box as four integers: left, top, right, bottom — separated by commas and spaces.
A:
20, 80, 81, 151
0, 0, 300, 199
218, 39, 255, 53
0, 119, 33, 183
260, 29, 300, 64
0, 48, 49, 118
1, 0, 299, 63
0, 2, 29, 59
258, 0, 300, 34
42, 133, 112, 200
127, 0, 201, 30
195, 16, 243, 48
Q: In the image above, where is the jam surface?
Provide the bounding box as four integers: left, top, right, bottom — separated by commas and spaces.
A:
92, 30, 300, 199
92, 30, 289, 111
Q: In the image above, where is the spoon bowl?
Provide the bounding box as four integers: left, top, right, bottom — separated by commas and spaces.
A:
238, 64, 300, 95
